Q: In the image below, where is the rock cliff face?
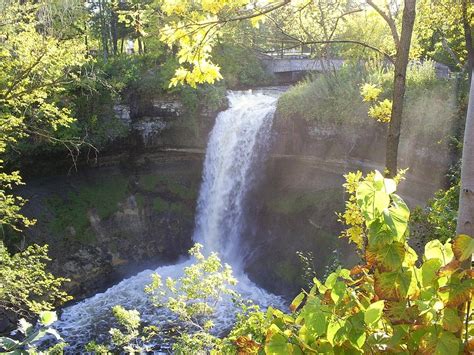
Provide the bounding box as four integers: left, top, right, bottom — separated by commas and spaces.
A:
270, 112, 452, 204
9, 88, 227, 306
123, 93, 227, 150
242, 110, 453, 296
17, 152, 203, 300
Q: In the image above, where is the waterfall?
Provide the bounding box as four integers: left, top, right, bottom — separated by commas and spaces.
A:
194, 91, 277, 267
54, 90, 282, 349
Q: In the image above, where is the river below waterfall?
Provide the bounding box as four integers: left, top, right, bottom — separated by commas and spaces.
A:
54, 90, 286, 350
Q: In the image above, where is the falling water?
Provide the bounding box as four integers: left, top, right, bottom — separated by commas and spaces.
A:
54, 90, 282, 349
193, 91, 277, 267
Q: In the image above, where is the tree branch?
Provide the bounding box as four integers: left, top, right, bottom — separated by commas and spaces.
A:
367, 0, 400, 46
440, 33, 462, 68
198, 0, 291, 26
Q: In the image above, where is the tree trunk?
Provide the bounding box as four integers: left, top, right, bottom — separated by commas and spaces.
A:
84, 20, 89, 54
462, 0, 474, 81
457, 70, 474, 242
138, 37, 143, 55
111, 10, 119, 56
385, 0, 416, 177
98, 0, 109, 61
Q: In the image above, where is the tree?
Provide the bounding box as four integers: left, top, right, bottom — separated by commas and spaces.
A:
456, 71, 474, 247
382, 0, 417, 176
116, 0, 153, 54
159, 0, 291, 87
0, 2, 87, 232
0, 243, 71, 319
158, 0, 419, 177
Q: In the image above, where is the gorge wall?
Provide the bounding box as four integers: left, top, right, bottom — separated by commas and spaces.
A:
12, 87, 455, 305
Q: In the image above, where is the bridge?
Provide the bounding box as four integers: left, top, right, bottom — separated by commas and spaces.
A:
260, 54, 450, 82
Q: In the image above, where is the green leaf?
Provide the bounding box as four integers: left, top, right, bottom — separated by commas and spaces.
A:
327, 319, 345, 346
439, 275, 474, 307
324, 273, 338, 288
39, 311, 57, 326
424, 240, 454, 266
374, 269, 418, 300
304, 312, 327, 337
339, 269, 351, 280
421, 258, 442, 287
368, 218, 394, 247
364, 300, 385, 326
346, 314, 367, 349
384, 194, 410, 241
265, 325, 292, 354
378, 242, 406, 270
403, 245, 418, 267
387, 324, 409, 349
435, 330, 461, 355
290, 292, 305, 312
311, 277, 327, 294
452, 234, 474, 261
330, 281, 346, 304
299, 298, 328, 337
373, 170, 385, 189
441, 308, 462, 332
0, 337, 19, 351
356, 173, 390, 221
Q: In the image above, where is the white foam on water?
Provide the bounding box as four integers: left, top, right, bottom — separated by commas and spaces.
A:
55, 90, 283, 349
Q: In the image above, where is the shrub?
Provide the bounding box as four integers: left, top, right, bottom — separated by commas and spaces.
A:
145, 243, 239, 353
0, 243, 72, 318
0, 311, 65, 353
276, 61, 456, 141
277, 63, 372, 124
85, 305, 157, 353
228, 171, 473, 354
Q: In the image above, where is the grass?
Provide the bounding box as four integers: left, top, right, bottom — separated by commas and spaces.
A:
276, 64, 371, 125
276, 61, 455, 138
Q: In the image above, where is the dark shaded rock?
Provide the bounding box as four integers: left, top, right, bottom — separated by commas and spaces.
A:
13, 152, 203, 301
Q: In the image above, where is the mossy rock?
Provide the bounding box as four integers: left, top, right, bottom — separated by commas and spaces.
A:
47, 177, 128, 243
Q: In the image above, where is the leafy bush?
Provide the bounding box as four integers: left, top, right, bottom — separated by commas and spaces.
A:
145, 243, 239, 353
0, 311, 65, 353
412, 183, 459, 245
85, 305, 157, 353
227, 171, 473, 354
277, 61, 455, 140
0, 243, 72, 318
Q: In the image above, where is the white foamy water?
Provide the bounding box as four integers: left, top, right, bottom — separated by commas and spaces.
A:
193, 91, 277, 268
55, 90, 283, 349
